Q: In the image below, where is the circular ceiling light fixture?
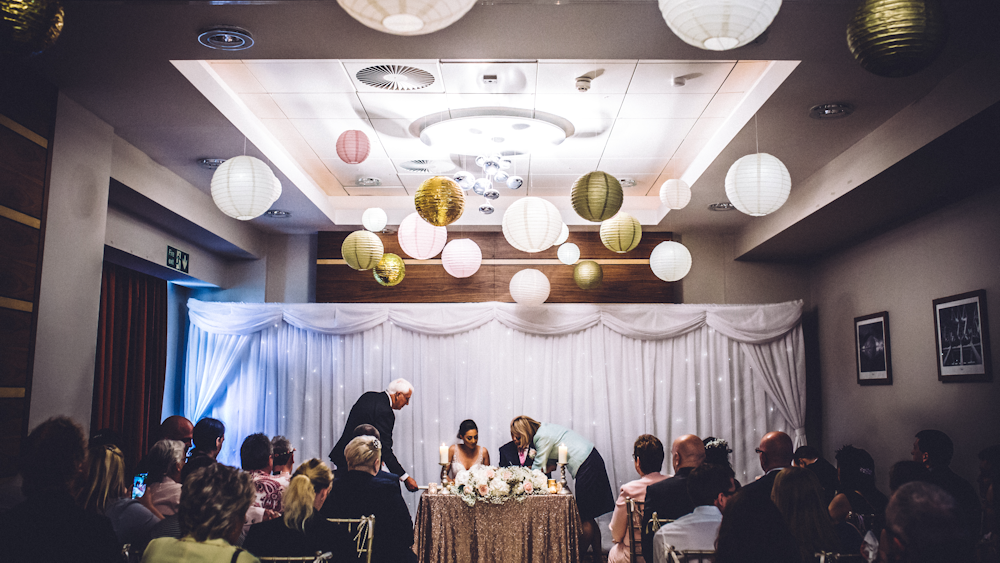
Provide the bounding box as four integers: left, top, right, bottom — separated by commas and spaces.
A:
420, 114, 568, 156
338, 0, 477, 36
197, 27, 254, 50
356, 65, 435, 90
809, 103, 855, 120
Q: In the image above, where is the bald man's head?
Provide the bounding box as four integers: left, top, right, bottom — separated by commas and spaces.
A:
672, 434, 706, 471
161, 416, 193, 451
758, 431, 794, 472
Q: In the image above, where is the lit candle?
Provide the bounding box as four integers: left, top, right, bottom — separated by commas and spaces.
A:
440, 443, 449, 465
558, 443, 568, 464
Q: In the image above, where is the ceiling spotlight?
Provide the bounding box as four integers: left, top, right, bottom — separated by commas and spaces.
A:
708, 202, 737, 211
356, 177, 382, 187
198, 158, 227, 170
618, 177, 637, 188
809, 103, 855, 120
197, 27, 254, 50
264, 209, 291, 218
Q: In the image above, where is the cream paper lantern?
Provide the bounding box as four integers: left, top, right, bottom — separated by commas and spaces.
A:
557, 243, 581, 265
501, 197, 563, 253
724, 153, 791, 216
441, 239, 482, 278
554, 223, 569, 246
362, 207, 388, 232
509, 269, 550, 306
337, 0, 477, 36
650, 241, 692, 282
600, 211, 642, 254
659, 0, 783, 51
342, 230, 385, 271
210, 155, 282, 220
659, 179, 692, 210
398, 213, 447, 259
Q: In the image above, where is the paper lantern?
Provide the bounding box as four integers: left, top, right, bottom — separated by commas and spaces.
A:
509, 269, 550, 306
210, 155, 282, 220
554, 223, 569, 246
847, 0, 947, 78
600, 212, 642, 254
659, 179, 692, 210
415, 176, 465, 226
337, 0, 477, 36
650, 241, 692, 282
501, 197, 563, 253
724, 153, 791, 217
557, 243, 580, 265
374, 253, 405, 286
441, 239, 482, 278
1, 0, 64, 57
336, 130, 371, 164
342, 230, 385, 271
398, 213, 447, 259
572, 171, 623, 222
659, 0, 782, 51
362, 207, 388, 232
574, 261, 603, 290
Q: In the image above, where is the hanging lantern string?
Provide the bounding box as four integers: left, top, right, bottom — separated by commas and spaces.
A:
754, 113, 759, 155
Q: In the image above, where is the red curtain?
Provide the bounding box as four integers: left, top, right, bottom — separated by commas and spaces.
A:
92, 261, 167, 472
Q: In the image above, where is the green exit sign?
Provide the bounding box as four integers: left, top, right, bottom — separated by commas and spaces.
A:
167, 246, 189, 273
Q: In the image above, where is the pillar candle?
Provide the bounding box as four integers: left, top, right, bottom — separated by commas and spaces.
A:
558, 443, 568, 464
440, 443, 449, 464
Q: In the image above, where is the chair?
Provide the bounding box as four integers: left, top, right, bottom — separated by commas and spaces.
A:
259, 555, 335, 563
328, 515, 375, 563
666, 548, 715, 563
625, 497, 644, 563
814, 552, 867, 563
645, 512, 673, 536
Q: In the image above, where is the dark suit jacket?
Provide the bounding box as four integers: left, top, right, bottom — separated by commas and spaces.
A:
0, 492, 121, 563
243, 514, 352, 560
641, 466, 695, 559
498, 440, 534, 468
320, 470, 417, 563
929, 466, 982, 538
806, 457, 839, 505
740, 467, 783, 505
328, 391, 405, 477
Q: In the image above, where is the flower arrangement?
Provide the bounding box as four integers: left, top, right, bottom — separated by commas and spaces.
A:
449, 465, 549, 506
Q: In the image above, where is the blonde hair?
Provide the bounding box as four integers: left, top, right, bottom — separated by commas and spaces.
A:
77, 443, 127, 515
179, 464, 255, 542
282, 459, 333, 532
510, 416, 541, 450
345, 435, 381, 471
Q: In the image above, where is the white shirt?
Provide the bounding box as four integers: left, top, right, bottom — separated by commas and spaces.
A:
653, 505, 723, 563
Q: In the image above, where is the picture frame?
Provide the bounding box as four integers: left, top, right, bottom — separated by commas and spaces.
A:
933, 289, 992, 383
855, 311, 892, 385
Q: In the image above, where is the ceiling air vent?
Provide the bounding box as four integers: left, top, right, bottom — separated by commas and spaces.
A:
356, 65, 435, 91
399, 159, 452, 174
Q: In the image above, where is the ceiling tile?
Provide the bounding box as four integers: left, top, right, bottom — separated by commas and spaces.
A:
596, 158, 669, 175
528, 174, 578, 189
602, 119, 692, 158
702, 93, 744, 118
323, 158, 401, 187
628, 62, 736, 94
343, 186, 409, 196
619, 173, 660, 196
291, 119, 389, 161
357, 93, 451, 120
617, 93, 714, 119
534, 94, 625, 122
343, 61, 446, 93
260, 118, 302, 141
440, 62, 537, 94
447, 93, 535, 111
244, 61, 355, 93
270, 93, 366, 119
719, 61, 771, 93
397, 174, 437, 190
239, 94, 286, 119
529, 158, 600, 176
299, 158, 347, 197
535, 62, 638, 94
530, 118, 614, 159
686, 117, 725, 139
209, 62, 266, 93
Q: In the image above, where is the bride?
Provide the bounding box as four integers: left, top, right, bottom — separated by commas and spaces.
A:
448, 419, 491, 480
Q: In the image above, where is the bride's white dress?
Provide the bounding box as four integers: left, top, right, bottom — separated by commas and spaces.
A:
448, 446, 486, 480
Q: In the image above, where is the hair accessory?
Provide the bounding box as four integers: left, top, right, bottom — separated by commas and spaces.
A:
859, 467, 873, 475
371, 438, 382, 450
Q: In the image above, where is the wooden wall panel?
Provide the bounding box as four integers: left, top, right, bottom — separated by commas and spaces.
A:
0, 399, 26, 476
0, 126, 47, 217
0, 308, 32, 387
0, 220, 40, 301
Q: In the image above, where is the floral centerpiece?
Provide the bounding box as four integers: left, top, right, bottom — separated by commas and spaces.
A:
448, 465, 549, 506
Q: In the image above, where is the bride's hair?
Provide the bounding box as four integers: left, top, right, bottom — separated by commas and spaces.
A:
458, 419, 478, 439
510, 416, 540, 449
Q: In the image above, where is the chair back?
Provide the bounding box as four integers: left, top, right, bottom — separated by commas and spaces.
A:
328, 515, 376, 563
646, 512, 673, 535
258, 555, 334, 563
814, 552, 867, 563
666, 548, 715, 563
625, 497, 643, 563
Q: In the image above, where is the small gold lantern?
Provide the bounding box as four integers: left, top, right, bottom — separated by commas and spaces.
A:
571, 171, 623, 222
415, 176, 465, 227
342, 230, 384, 271
600, 212, 642, 254
574, 261, 603, 290
846, 0, 948, 78
374, 253, 405, 287
1, 0, 65, 56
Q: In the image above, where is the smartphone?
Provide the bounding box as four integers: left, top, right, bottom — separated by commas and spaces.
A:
131, 472, 148, 499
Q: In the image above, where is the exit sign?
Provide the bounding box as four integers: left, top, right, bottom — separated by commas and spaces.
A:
167, 246, 189, 273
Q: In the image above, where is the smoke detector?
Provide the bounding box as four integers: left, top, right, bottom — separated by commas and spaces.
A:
356, 65, 435, 91
575, 76, 592, 92
197, 27, 254, 50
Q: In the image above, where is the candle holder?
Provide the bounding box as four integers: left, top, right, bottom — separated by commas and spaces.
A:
558, 462, 571, 495
439, 462, 449, 489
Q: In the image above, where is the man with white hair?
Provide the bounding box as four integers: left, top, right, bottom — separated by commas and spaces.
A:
329, 378, 419, 492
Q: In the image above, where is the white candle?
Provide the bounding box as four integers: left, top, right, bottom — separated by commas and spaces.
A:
558, 443, 568, 464
440, 443, 449, 465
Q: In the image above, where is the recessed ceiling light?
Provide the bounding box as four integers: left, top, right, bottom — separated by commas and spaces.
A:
197, 27, 254, 51
264, 209, 291, 218
708, 202, 737, 211
197, 158, 227, 170
618, 178, 637, 188
356, 177, 382, 187
809, 103, 854, 120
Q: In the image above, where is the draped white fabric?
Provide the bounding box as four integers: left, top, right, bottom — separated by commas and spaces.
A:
181, 300, 806, 516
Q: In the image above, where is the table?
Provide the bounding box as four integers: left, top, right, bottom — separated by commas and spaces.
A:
415, 492, 582, 563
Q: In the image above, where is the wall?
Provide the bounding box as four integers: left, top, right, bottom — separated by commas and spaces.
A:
265, 233, 316, 303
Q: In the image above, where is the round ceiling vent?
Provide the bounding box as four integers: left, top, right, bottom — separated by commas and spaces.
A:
356, 65, 435, 91
197, 27, 254, 50
399, 159, 453, 173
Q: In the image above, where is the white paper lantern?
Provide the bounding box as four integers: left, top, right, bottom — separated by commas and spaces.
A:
725, 153, 791, 216
509, 269, 550, 306
501, 197, 563, 253
659, 0, 783, 51
557, 243, 581, 265
554, 223, 569, 246
650, 241, 693, 282
210, 155, 281, 220
398, 213, 447, 259
362, 207, 388, 232
441, 239, 482, 278
659, 179, 692, 210
337, 0, 477, 36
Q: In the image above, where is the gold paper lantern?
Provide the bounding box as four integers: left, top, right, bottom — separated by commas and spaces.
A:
374, 253, 406, 287
600, 211, 642, 254
342, 230, 384, 271
574, 261, 603, 290
1, 0, 64, 56
415, 176, 465, 226
846, 0, 947, 78
571, 171, 623, 222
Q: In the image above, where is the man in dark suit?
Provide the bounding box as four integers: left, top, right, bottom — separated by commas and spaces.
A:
912, 429, 981, 538
641, 434, 705, 559
329, 378, 419, 492
794, 444, 839, 504
740, 431, 794, 504
498, 439, 534, 467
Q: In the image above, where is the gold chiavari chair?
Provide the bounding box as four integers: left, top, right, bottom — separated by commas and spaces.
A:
328, 515, 375, 563
666, 548, 715, 563
258, 554, 335, 563
625, 497, 644, 563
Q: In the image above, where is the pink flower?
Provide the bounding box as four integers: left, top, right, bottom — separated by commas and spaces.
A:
478, 484, 489, 496
486, 469, 495, 479
523, 481, 533, 493
499, 470, 512, 480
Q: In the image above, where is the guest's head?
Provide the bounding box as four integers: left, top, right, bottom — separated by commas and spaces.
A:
687, 462, 736, 511
703, 437, 734, 467
353, 424, 380, 439
715, 490, 800, 563
510, 416, 541, 450
78, 443, 128, 515
20, 416, 87, 498
881, 481, 971, 563
345, 435, 382, 474
386, 378, 413, 411
889, 460, 930, 492
147, 439, 186, 484
671, 434, 705, 472
240, 433, 273, 472
633, 434, 665, 476
792, 445, 822, 468
771, 466, 841, 562
282, 459, 333, 532
160, 416, 194, 451
835, 444, 877, 492
192, 417, 225, 457
457, 419, 479, 449
271, 435, 295, 473
89, 428, 123, 450
757, 431, 794, 472
912, 429, 953, 469
179, 464, 255, 544
977, 444, 1000, 496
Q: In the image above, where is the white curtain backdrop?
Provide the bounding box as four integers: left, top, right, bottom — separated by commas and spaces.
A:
181, 300, 806, 516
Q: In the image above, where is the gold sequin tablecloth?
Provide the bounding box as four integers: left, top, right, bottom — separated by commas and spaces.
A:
415, 493, 582, 563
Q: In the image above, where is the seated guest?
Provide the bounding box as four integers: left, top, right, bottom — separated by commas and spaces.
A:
879, 481, 972, 563
714, 490, 800, 563
829, 445, 888, 537
703, 437, 739, 487
243, 459, 350, 559
143, 464, 259, 563
0, 416, 120, 563
912, 429, 981, 538
608, 435, 668, 563
793, 445, 838, 504
978, 444, 1000, 499
270, 436, 295, 488
160, 416, 194, 453
352, 424, 401, 487
145, 439, 186, 517
242, 433, 284, 513
741, 431, 794, 505
653, 463, 735, 563
79, 443, 160, 551
181, 417, 225, 483
642, 434, 705, 559
772, 467, 852, 562
447, 419, 490, 480
320, 436, 418, 563
888, 460, 930, 492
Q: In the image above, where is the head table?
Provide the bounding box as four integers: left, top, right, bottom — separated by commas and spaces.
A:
415, 491, 582, 563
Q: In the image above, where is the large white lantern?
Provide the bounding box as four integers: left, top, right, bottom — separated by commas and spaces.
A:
557, 243, 581, 265
509, 269, 550, 306
337, 0, 478, 36
210, 155, 281, 220
554, 223, 570, 246
398, 213, 447, 260
650, 241, 693, 282
362, 207, 388, 232
659, 179, 692, 210
501, 197, 563, 253
724, 153, 791, 216
659, 0, 783, 51
441, 239, 482, 278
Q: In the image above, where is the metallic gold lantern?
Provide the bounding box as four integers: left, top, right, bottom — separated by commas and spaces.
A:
374, 253, 405, 286
574, 261, 603, 290
1, 0, 64, 56
600, 211, 642, 254
342, 230, 384, 271
415, 176, 465, 227
846, 0, 948, 78
571, 171, 623, 222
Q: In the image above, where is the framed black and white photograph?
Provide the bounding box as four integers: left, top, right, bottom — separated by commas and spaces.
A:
933, 290, 992, 383
855, 311, 892, 385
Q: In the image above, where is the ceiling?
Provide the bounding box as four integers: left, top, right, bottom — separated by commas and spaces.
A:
22, 0, 1000, 260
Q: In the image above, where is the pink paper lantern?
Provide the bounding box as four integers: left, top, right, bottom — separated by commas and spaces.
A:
441, 239, 482, 278
336, 130, 371, 164
398, 213, 447, 260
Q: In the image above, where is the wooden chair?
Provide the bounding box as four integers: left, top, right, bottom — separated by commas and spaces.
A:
328, 515, 376, 563
666, 548, 715, 563
625, 497, 643, 563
